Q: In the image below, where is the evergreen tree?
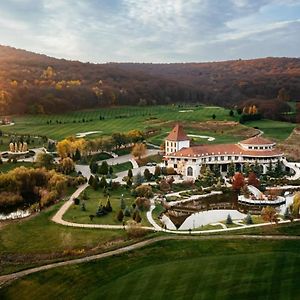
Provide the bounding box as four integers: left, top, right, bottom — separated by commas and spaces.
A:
92, 175, 100, 190
213, 164, 221, 177
105, 197, 112, 212
227, 162, 235, 177
243, 162, 251, 177
127, 169, 133, 179
245, 213, 253, 225
117, 209, 124, 222
99, 161, 109, 175
226, 214, 233, 225
284, 207, 291, 220
99, 176, 107, 188
88, 175, 95, 186
120, 196, 126, 210
74, 148, 81, 161
109, 166, 113, 177
274, 159, 283, 177
133, 171, 144, 186
252, 160, 262, 177
89, 161, 98, 174
267, 160, 273, 176
124, 206, 131, 217
144, 168, 152, 181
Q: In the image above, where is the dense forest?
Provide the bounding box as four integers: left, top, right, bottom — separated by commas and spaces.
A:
0, 45, 299, 119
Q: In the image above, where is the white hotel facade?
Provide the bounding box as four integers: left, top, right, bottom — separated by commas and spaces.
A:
164, 124, 284, 178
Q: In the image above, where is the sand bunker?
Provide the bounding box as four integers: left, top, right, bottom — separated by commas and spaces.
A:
188, 134, 215, 141
76, 131, 102, 138
179, 110, 194, 113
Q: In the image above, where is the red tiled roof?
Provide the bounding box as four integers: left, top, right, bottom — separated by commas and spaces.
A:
240, 135, 275, 145
166, 124, 189, 141
170, 143, 282, 157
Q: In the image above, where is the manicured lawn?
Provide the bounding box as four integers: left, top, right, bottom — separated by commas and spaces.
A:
63, 186, 150, 226
2, 239, 300, 299
0, 199, 128, 275
112, 161, 133, 173
1, 105, 237, 141
244, 119, 296, 141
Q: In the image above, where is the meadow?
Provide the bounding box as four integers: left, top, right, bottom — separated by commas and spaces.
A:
1, 238, 300, 300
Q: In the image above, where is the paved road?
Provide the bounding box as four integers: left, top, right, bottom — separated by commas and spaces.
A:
2, 234, 300, 288
97, 149, 159, 166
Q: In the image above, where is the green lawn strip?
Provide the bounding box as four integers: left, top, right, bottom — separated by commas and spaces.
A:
1, 239, 300, 299
212, 221, 300, 236
244, 119, 296, 141
111, 161, 132, 173
63, 186, 150, 226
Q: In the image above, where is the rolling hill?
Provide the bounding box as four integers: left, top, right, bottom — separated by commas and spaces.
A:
0, 45, 299, 116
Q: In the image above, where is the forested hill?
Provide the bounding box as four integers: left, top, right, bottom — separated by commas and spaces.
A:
0, 45, 299, 115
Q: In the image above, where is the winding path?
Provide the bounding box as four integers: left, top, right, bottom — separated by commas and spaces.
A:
1, 234, 300, 288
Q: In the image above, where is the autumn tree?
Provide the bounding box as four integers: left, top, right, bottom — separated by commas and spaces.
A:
248, 172, 259, 188
60, 157, 75, 175
292, 192, 300, 217
131, 143, 147, 160
35, 153, 54, 169
261, 206, 278, 223
232, 172, 245, 191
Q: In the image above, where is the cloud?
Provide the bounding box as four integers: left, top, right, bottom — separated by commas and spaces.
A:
0, 0, 299, 62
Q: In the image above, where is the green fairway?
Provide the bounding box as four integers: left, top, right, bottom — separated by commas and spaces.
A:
2, 105, 238, 140
244, 119, 296, 141
1, 239, 300, 300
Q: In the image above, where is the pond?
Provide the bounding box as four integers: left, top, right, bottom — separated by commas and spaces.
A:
165, 190, 284, 229
0, 209, 31, 220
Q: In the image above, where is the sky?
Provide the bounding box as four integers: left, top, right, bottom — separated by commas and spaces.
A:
0, 0, 299, 63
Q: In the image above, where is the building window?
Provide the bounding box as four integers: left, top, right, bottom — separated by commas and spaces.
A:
192, 159, 196, 162
187, 167, 193, 176
174, 164, 177, 168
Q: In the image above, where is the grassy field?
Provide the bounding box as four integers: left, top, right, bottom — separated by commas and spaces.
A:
0, 199, 130, 275
244, 119, 296, 141
1, 238, 300, 299
0, 106, 296, 149
63, 186, 150, 226
1, 105, 238, 141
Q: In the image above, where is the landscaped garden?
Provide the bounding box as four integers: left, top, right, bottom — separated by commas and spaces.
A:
63, 185, 151, 226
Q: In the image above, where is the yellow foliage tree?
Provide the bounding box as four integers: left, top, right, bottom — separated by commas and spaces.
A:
132, 143, 147, 160
293, 192, 300, 217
